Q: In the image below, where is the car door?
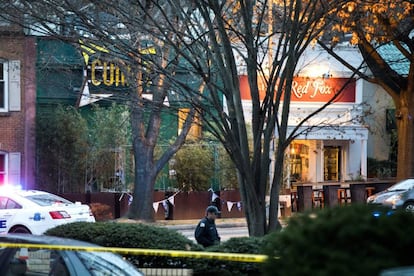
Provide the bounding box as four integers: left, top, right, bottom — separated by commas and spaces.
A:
0, 196, 22, 234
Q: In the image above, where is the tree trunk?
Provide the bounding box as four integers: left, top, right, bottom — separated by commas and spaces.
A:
128, 147, 157, 221
268, 148, 285, 232
240, 175, 266, 237
127, 97, 158, 221
396, 88, 414, 180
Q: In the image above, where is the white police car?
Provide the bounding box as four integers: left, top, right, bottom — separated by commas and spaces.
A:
0, 187, 95, 235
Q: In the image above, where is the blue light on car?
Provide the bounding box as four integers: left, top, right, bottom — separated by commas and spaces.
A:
372, 211, 381, 217
372, 210, 395, 218
386, 210, 395, 216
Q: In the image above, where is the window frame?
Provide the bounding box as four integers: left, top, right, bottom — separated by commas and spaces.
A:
0, 60, 8, 112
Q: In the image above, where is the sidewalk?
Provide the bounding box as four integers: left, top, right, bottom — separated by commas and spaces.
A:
154, 218, 248, 230
154, 217, 288, 230
116, 217, 288, 230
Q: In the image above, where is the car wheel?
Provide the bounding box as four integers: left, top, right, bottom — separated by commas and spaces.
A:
9, 226, 31, 234
403, 202, 414, 212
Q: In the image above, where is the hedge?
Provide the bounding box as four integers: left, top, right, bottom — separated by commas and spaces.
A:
262, 204, 414, 276
45, 221, 265, 274
192, 236, 267, 275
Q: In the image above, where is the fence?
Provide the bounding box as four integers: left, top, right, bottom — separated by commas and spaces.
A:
60, 190, 245, 220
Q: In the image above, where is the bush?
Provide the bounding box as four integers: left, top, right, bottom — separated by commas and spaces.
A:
45, 222, 202, 268
262, 204, 414, 276
45, 222, 267, 274
192, 236, 267, 275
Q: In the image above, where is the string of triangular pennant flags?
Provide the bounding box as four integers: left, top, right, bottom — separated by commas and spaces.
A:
122, 190, 243, 212
226, 201, 242, 212
211, 191, 243, 212
153, 191, 180, 213
119, 192, 133, 205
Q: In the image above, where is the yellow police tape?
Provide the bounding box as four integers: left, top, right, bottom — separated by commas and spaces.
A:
0, 242, 268, 263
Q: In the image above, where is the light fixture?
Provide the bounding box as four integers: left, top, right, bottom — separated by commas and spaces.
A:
322, 71, 332, 79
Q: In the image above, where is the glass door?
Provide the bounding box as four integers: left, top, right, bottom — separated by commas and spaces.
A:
324, 146, 340, 181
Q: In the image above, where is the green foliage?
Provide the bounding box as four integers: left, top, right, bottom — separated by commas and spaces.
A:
45, 222, 202, 268
217, 146, 238, 190
192, 236, 267, 275
174, 142, 215, 191
172, 142, 238, 191
262, 204, 414, 276
36, 103, 133, 193
36, 105, 89, 192
367, 157, 397, 179
45, 222, 266, 274
87, 103, 132, 191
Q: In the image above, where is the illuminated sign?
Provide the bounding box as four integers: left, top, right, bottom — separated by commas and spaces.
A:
88, 59, 128, 89
78, 41, 158, 106
239, 76, 356, 103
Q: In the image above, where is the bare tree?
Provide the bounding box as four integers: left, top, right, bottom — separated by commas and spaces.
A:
2, 0, 351, 235
127, 0, 349, 235
1, 1, 197, 221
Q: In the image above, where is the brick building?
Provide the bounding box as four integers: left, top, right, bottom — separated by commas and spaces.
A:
0, 21, 36, 188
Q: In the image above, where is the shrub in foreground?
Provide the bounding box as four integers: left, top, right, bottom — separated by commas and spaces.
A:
262, 204, 414, 276
192, 236, 267, 276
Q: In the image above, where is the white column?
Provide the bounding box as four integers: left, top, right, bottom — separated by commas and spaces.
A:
317, 140, 324, 182
360, 139, 367, 179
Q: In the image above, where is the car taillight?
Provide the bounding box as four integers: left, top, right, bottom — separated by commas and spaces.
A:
49, 211, 71, 219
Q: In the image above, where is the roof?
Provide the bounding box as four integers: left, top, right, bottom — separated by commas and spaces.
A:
377, 43, 410, 76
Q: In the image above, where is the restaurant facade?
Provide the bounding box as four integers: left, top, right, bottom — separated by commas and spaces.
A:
239, 45, 393, 187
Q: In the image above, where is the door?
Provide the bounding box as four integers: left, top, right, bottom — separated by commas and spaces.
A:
324, 147, 341, 181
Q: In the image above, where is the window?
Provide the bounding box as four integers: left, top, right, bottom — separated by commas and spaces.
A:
24, 194, 72, 206
4, 248, 68, 275
5, 199, 21, 209
0, 154, 5, 185
0, 62, 6, 111
0, 60, 21, 112
0, 152, 21, 186
0, 197, 21, 210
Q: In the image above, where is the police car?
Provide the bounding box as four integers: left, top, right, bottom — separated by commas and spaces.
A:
0, 187, 95, 235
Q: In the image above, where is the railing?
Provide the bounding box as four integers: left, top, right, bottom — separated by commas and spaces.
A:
290, 179, 396, 212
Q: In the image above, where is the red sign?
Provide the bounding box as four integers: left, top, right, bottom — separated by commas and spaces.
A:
239, 76, 355, 103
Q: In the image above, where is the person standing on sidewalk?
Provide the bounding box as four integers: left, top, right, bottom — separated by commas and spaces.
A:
194, 206, 221, 247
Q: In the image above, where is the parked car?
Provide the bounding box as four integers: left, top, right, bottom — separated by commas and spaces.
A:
367, 179, 414, 211
0, 187, 95, 234
380, 266, 414, 276
0, 234, 143, 275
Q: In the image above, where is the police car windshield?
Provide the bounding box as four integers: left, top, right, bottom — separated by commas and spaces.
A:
24, 194, 72, 206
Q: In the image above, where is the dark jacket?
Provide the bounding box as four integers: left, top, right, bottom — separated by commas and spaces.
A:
194, 217, 220, 247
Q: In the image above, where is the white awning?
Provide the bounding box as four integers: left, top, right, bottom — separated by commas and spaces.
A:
286, 125, 368, 140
